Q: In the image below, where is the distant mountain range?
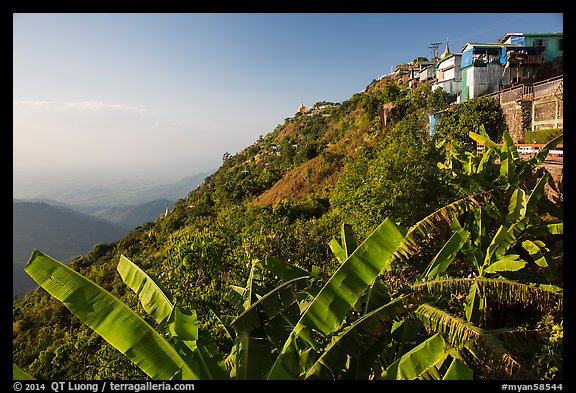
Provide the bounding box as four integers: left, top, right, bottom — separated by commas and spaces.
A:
13, 201, 130, 298
16, 197, 176, 230
15, 171, 214, 207
91, 198, 175, 229
13, 171, 213, 298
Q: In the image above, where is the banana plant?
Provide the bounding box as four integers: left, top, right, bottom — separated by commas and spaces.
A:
433, 128, 563, 314
23, 251, 229, 380
469, 127, 563, 191
258, 219, 482, 380
410, 130, 563, 377
438, 127, 562, 201
226, 259, 311, 379
448, 175, 562, 326
266, 217, 407, 379
211, 219, 410, 379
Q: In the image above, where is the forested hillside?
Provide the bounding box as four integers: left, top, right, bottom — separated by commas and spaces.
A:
13, 74, 563, 380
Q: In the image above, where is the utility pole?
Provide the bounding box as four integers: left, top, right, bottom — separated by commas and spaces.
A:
429, 42, 442, 61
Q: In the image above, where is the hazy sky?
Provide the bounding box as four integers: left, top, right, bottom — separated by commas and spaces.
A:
13, 13, 563, 190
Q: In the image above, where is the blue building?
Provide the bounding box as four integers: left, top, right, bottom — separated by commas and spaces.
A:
460, 32, 563, 102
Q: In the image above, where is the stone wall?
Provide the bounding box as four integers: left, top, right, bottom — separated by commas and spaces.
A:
485, 77, 563, 143
499, 100, 532, 143
533, 97, 563, 130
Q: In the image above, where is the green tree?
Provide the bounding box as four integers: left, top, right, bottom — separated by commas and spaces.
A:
412, 56, 429, 64
427, 86, 450, 112
434, 97, 506, 150
361, 82, 402, 123
332, 114, 454, 238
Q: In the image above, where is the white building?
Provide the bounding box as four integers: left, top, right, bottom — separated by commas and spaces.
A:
432, 39, 462, 100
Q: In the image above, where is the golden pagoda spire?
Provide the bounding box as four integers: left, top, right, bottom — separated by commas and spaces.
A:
440, 37, 450, 59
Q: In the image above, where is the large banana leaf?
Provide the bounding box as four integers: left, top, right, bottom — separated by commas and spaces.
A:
117, 255, 174, 324
498, 135, 516, 188
469, 128, 500, 151
476, 144, 496, 174
233, 261, 272, 379
25, 250, 198, 380
530, 133, 563, 167
267, 218, 406, 379
442, 357, 473, 380
231, 276, 309, 334
118, 255, 229, 379
506, 173, 549, 225
483, 217, 534, 270
298, 217, 405, 337
167, 308, 230, 380
484, 255, 527, 274
521, 240, 555, 281
305, 292, 421, 379
502, 131, 520, 161
524, 173, 549, 216
396, 191, 493, 260
422, 228, 470, 280
265, 256, 309, 281
381, 333, 449, 380
333, 224, 390, 315
506, 188, 527, 225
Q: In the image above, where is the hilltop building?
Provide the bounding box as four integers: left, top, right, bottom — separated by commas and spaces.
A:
498, 32, 563, 63
295, 101, 340, 117
459, 43, 518, 101
421, 31, 563, 142
419, 64, 435, 83
498, 32, 563, 81
408, 59, 435, 89
460, 32, 563, 102
297, 102, 307, 114
432, 38, 462, 101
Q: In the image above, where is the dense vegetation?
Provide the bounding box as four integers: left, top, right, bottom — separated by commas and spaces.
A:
13, 75, 563, 380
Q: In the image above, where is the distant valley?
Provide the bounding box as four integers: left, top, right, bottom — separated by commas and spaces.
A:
13, 201, 130, 298
13, 170, 213, 298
